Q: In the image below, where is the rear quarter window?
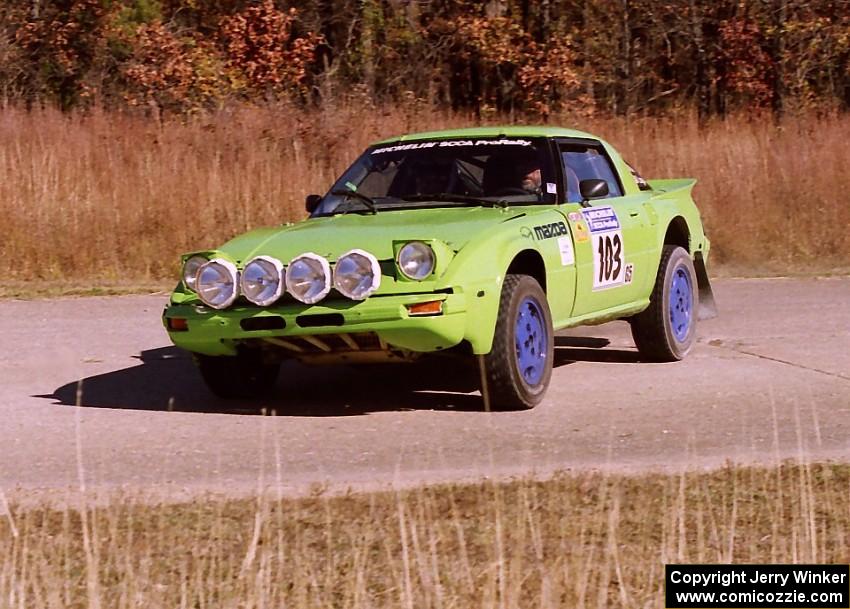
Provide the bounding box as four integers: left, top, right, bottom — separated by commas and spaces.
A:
625, 160, 652, 191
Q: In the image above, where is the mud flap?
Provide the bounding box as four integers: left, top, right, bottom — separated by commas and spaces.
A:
478, 354, 492, 411
694, 252, 718, 320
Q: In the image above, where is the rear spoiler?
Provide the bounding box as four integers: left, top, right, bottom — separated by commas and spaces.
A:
646, 178, 697, 195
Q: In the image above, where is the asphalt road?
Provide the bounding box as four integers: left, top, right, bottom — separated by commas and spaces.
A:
2, 277, 849, 500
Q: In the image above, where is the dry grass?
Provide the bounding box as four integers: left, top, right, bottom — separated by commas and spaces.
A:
1, 462, 849, 608
595, 114, 850, 270
1, 105, 849, 284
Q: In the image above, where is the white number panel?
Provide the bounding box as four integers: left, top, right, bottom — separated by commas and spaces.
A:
581, 205, 628, 291
591, 230, 625, 290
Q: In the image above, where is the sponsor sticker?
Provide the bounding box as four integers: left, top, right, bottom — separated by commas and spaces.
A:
371, 139, 532, 154
568, 211, 583, 223
546, 182, 557, 194
574, 221, 590, 243
533, 221, 568, 240
557, 237, 575, 266
581, 205, 621, 233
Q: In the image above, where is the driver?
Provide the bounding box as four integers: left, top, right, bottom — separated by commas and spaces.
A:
517, 158, 542, 194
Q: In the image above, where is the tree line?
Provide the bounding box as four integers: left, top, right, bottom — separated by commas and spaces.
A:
1, 0, 848, 118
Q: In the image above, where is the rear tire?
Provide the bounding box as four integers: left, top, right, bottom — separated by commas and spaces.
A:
195, 352, 279, 399
484, 274, 553, 410
630, 245, 698, 361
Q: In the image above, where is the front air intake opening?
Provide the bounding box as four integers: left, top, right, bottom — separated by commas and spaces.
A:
240, 316, 286, 331
296, 313, 345, 328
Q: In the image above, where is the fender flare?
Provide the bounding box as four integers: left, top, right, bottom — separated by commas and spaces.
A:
439, 231, 550, 355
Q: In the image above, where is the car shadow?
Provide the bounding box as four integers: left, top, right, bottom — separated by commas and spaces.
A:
552, 335, 643, 367
36, 347, 486, 416
36, 335, 642, 416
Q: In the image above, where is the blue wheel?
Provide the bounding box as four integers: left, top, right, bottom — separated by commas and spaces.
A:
669, 266, 693, 342
630, 245, 697, 361
515, 296, 549, 386
484, 275, 553, 410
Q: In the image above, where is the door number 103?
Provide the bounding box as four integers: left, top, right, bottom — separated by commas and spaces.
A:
593, 231, 625, 289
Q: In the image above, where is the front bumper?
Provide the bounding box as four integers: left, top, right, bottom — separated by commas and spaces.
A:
163, 292, 469, 357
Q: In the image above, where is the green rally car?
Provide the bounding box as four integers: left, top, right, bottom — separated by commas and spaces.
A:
163, 126, 716, 410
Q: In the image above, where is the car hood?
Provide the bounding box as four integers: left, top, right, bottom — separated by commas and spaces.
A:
220, 206, 535, 263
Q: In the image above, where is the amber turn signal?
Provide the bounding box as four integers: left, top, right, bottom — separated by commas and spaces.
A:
167, 317, 189, 331
406, 300, 443, 316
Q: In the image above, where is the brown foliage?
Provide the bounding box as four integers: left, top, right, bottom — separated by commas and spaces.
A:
219, 1, 322, 99
2, 0, 850, 117
121, 20, 233, 113
122, 22, 197, 111
13, 0, 113, 108
718, 16, 774, 109
452, 15, 588, 116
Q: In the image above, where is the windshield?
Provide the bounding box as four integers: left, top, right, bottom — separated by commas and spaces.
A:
312, 137, 558, 215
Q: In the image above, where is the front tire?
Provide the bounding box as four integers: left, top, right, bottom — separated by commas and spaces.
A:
630, 245, 698, 361
195, 352, 279, 399
484, 274, 554, 410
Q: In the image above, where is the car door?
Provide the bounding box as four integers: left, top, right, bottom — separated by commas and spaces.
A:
556, 140, 652, 318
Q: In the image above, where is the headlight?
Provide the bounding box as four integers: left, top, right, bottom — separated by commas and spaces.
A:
397, 242, 435, 280
240, 256, 285, 306
182, 255, 207, 292
333, 249, 381, 300
285, 253, 331, 304
196, 259, 239, 309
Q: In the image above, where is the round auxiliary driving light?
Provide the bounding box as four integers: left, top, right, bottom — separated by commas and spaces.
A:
182, 255, 207, 292
240, 256, 285, 306
397, 242, 435, 280
333, 249, 381, 300
196, 259, 239, 309
285, 253, 331, 304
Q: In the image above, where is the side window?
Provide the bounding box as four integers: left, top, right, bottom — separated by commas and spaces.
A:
560, 146, 623, 202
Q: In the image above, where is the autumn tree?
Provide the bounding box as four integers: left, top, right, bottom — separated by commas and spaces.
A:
219, 0, 322, 100
1, 0, 849, 118
14, 0, 114, 109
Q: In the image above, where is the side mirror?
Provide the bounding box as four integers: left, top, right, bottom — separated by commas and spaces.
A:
579, 179, 609, 204
305, 194, 322, 214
